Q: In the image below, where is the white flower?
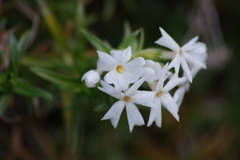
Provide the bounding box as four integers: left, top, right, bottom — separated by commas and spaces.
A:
97, 47, 145, 91
98, 72, 156, 132
143, 60, 161, 84
81, 70, 101, 88
155, 27, 207, 83
173, 77, 189, 108
147, 64, 180, 128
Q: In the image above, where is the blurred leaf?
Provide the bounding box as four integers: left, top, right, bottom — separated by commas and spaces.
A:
74, 1, 86, 73
81, 29, 111, 53
9, 32, 19, 62
21, 55, 58, 68
0, 73, 7, 84
0, 93, 11, 115
0, 19, 6, 30
118, 29, 140, 50
133, 48, 165, 60
17, 30, 30, 54
138, 28, 145, 51
122, 21, 132, 41
36, 0, 67, 51
102, 0, 116, 21
69, 94, 83, 153
30, 67, 81, 92
8, 32, 19, 80
13, 79, 52, 100
8, 58, 18, 81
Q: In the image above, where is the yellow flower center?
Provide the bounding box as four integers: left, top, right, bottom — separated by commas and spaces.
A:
123, 96, 131, 102
156, 91, 163, 97
116, 65, 124, 73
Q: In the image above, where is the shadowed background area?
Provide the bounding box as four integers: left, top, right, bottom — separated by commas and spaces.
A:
0, 0, 239, 159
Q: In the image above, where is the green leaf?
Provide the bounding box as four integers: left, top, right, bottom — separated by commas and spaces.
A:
30, 67, 81, 92
81, 29, 111, 53
9, 32, 19, 62
122, 21, 132, 41
102, 0, 116, 21
8, 58, 18, 81
21, 55, 58, 68
118, 29, 140, 50
36, 0, 67, 51
69, 94, 83, 153
13, 79, 52, 100
17, 31, 30, 54
0, 19, 6, 30
0, 93, 11, 115
74, 1, 86, 73
137, 28, 145, 51
8, 32, 19, 80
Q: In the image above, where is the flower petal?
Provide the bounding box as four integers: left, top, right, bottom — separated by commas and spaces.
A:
181, 58, 192, 83
173, 87, 185, 108
98, 80, 122, 99
183, 52, 207, 69
155, 28, 180, 52
97, 51, 117, 71
125, 77, 146, 97
131, 91, 156, 108
123, 57, 145, 83
81, 70, 100, 88
161, 93, 179, 121
101, 100, 125, 128
110, 46, 132, 65
126, 102, 144, 132
168, 53, 181, 74
147, 97, 162, 127
181, 36, 199, 50
144, 60, 161, 83
184, 42, 207, 54
163, 74, 180, 92
156, 63, 169, 92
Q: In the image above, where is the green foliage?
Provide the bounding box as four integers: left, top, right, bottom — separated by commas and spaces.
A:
82, 29, 111, 53
0, 93, 11, 115
30, 67, 82, 92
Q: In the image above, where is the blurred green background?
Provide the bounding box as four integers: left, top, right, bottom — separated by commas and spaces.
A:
0, 0, 240, 159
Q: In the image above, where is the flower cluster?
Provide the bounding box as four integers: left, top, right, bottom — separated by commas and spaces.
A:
82, 27, 207, 132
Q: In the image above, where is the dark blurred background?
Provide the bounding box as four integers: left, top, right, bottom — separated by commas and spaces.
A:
0, 0, 240, 159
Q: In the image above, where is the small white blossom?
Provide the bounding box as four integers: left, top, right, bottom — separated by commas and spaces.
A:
81, 70, 101, 88
97, 47, 145, 91
143, 60, 161, 84
147, 64, 180, 128
98, 70, 156, 132
173, 77, 189, 108
155, 27, 207, 83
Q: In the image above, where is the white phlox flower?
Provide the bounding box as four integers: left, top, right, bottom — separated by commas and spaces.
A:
81, 70, 101, 88
147, 63, 180, 128
98, 69, 156, 132
143, 60, 161, 84
155, 27, 207, 83
97, 46, 145, 91
173, 77, 189, 108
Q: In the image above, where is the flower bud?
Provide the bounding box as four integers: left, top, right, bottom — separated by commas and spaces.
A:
81, 70, 100, 88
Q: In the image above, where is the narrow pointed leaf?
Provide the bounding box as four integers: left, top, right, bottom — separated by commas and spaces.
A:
81, 29, 111, 53
9, 32, 19, 62
13, 79, 52, 100
122, 21, 132, 41
17, 31, 30, 54
0, 19, 6, 30
21, 55, 58, 68
0, 93, 11, 115
118, 29, 140, 50
30, 67, 81, 91
36, 0, 67, 51
137, 28, 144, 51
